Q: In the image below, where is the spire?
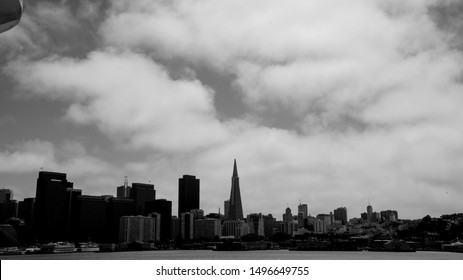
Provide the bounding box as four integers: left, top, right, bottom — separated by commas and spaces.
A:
233, 159, 238, 177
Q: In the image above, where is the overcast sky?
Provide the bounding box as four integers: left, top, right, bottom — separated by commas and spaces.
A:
1, 0, 463, 220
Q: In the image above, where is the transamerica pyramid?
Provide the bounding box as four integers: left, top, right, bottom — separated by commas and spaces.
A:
227, 159, 243, 220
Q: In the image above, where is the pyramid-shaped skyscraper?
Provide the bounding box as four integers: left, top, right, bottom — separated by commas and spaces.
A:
227, 159, 243, 220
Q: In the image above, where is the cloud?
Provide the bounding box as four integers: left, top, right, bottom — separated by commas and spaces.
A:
3, 0, 463, 218
7, 50, 229, 153
0, 140, 112, 176
101, 0, 463, 126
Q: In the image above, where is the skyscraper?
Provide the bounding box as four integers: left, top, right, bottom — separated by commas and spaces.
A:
145, 199, 172, 241
367, 204, 373, 222
33, 171, 75, 242
298, 203, 308, 219
116, 176, 131, 199
178, 175, 200, 216
131, 182, 156, 215
227, 159, 244, 220
334, 207, 348, 225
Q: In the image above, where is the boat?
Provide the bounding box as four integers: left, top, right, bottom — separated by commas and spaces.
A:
0, 247, 23, 255
41, 242, 76, 254
442, 240, 463, 253
76, 242, 100, 252
98, 243, 116, 252
24, 246, 41, 254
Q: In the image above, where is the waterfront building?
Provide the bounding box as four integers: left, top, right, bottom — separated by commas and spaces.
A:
119, 215, 159, 243
75, 195, 109, 243
227, 159, 243, 220
178, 175, 200, 216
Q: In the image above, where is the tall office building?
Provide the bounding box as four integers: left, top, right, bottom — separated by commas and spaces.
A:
298, 203, 308, 219
75, 195, 109, 243
367, 204, 373, 222
283, 207, 293, 222
0, 189, 13, 203
334, 207, 348, 225
107, 197, 136, 243
263, 214, 275, 237
18, 198, 35, 226
178, 175, 200, 216
131, 183, 155, 215
227, 159, 243, 220
116, 176, 131, 199
33, 171, 76, 242
180, 212, 194, 240
145, 199, 172, 241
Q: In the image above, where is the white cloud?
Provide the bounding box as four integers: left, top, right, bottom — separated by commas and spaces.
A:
7, 50, 229, 152
3, 0, 463, 218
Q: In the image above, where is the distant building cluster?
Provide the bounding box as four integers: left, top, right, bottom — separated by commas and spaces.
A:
0, 159, 416, 248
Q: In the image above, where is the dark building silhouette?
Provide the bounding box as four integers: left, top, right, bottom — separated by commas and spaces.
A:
224, 200, 230, 219
107, 197, 136, 243
18, 198, 35, 226
171, 216, 180, 240
367, 204, 373, 222
334, 207, 348, 225
227, 159, 243, 220
75, 195, 109, 243
0, 188, 13, 203
145, 199, 172, 241
131, 183, 155, 215
33, 171, 76, 242
0, 200, 17, 223
66, 188, 82, 240
263, 214, 275, 237
180, 212, 194, 240
116, 176, 131, 199
178, 175, 200, 216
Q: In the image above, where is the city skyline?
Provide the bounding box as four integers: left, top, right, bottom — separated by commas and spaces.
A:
1, 165, 456, 222
1, 1, 463, 220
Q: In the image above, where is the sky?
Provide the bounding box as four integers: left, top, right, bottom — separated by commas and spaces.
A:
1, 0, 463, 220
